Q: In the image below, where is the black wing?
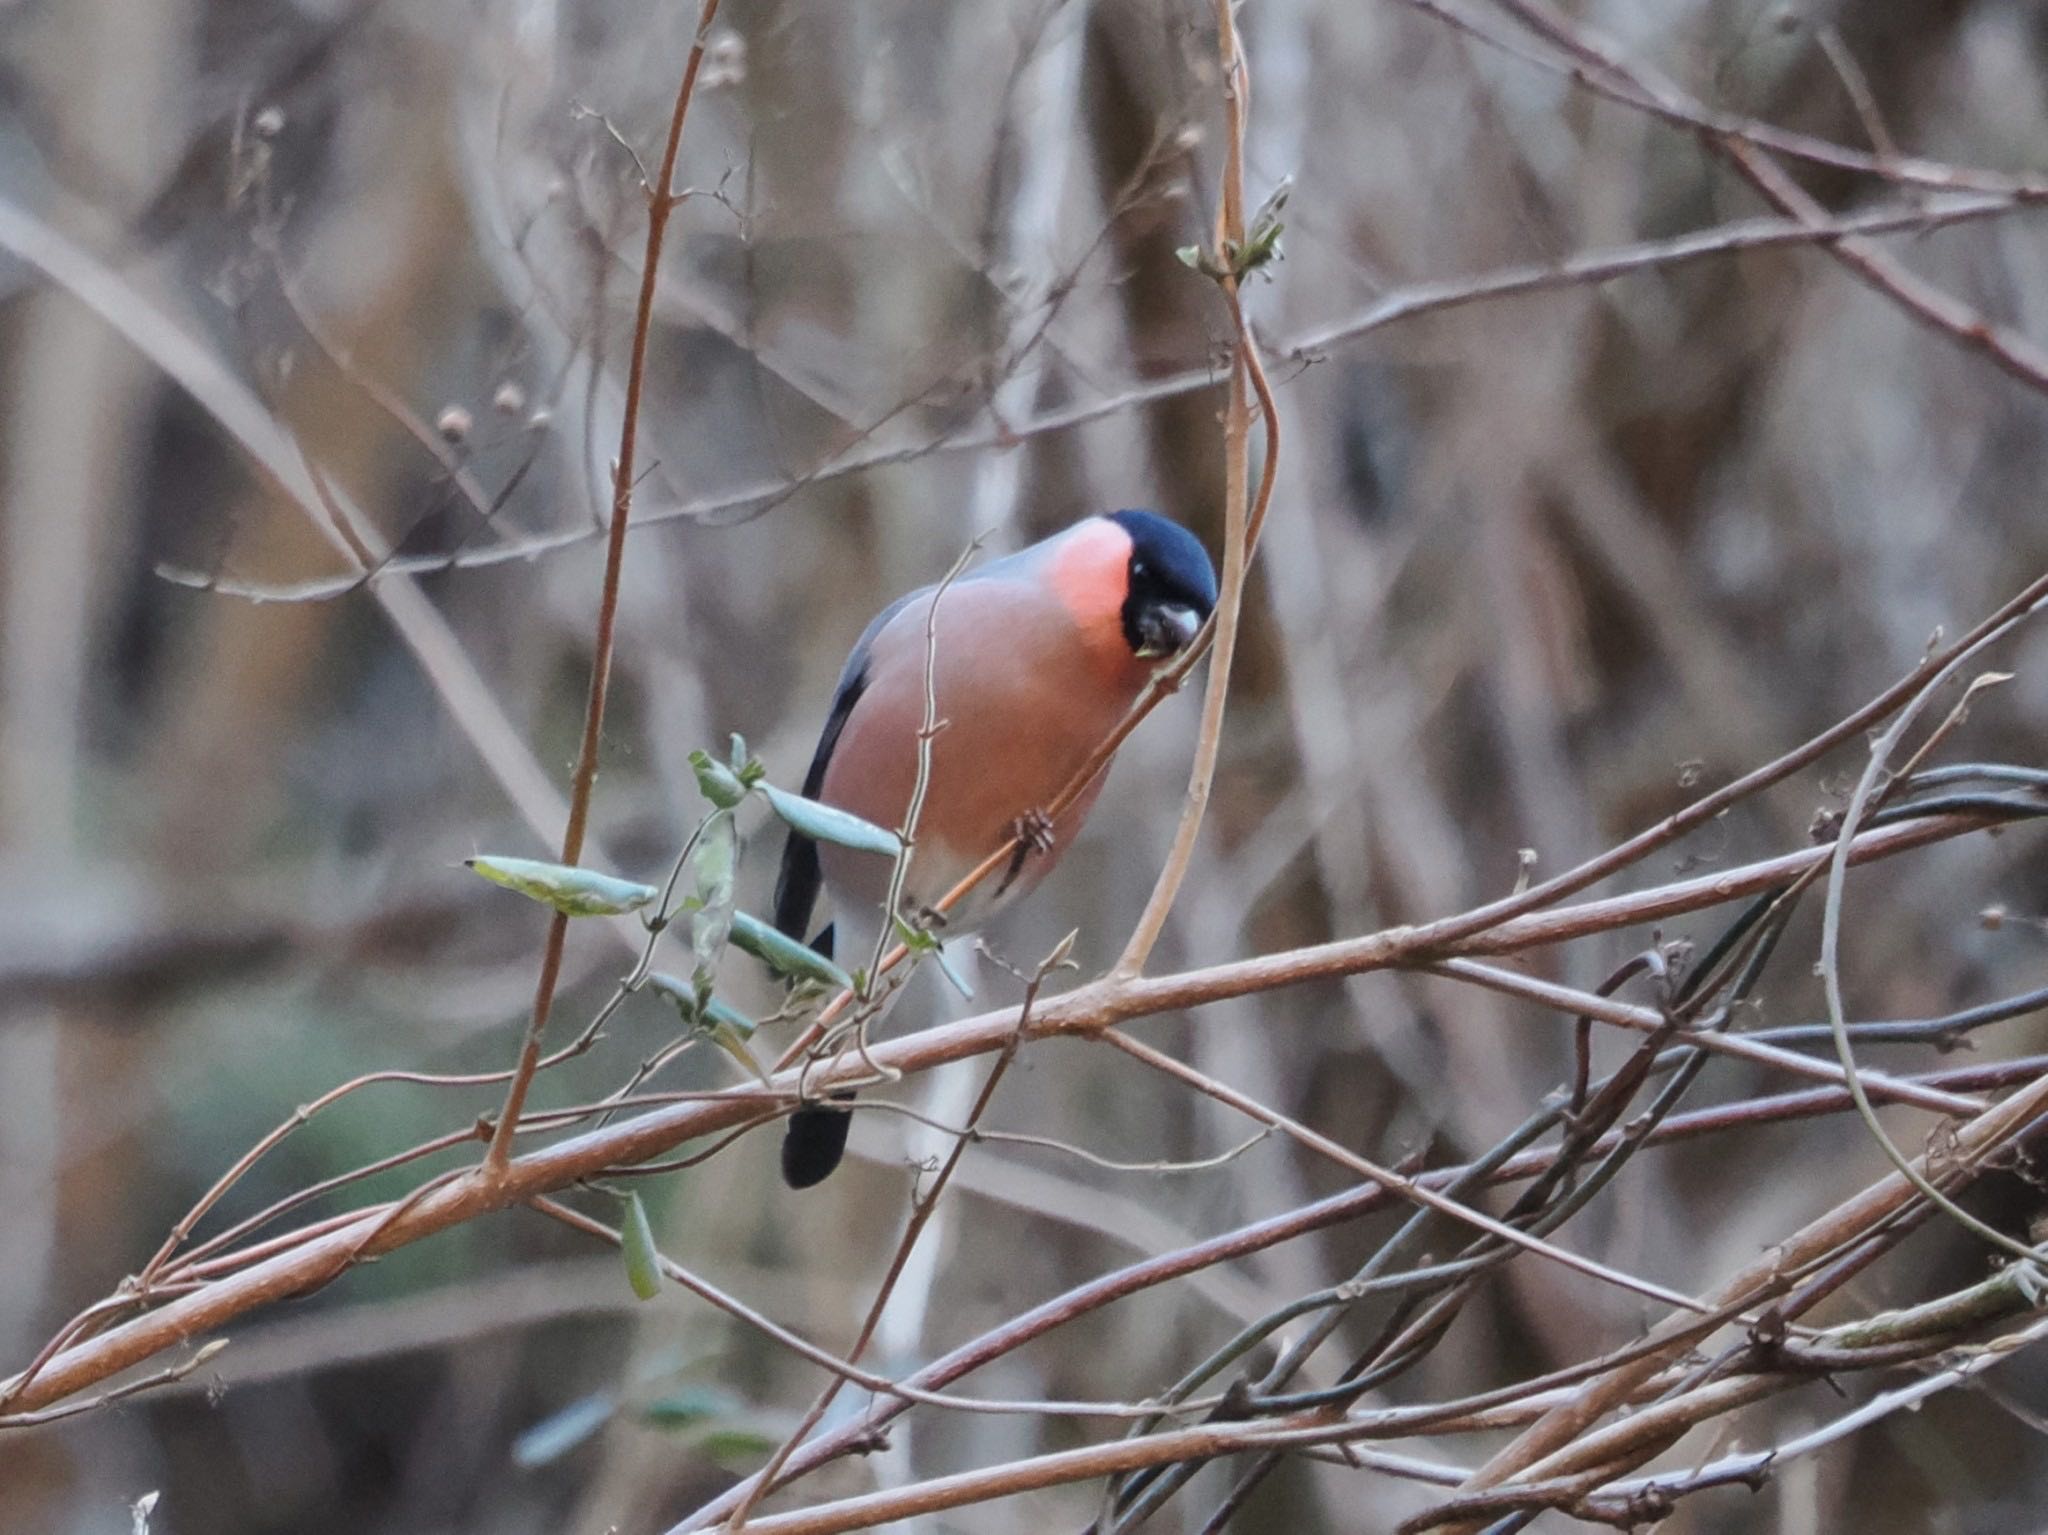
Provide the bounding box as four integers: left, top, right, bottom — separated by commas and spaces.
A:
773, 653, 875, 1188
772, 660, 868, 944
771, 575, 967, 1189
772, 581, 927, 945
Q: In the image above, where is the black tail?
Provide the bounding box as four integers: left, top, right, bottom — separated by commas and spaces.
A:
781, 1094, 855, 1187
780, 920, 853, 1188
775, 658, 872, 1189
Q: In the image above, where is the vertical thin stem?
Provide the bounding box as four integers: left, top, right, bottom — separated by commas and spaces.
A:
1115, 0, 1278, 976
722, 963, 1053, 1533
483, 0, 726, 1177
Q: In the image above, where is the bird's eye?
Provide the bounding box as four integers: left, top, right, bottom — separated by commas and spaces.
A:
1131, 559, 1149, 580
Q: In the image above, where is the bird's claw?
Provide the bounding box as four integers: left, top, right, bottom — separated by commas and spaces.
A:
1013, 808, 1056, 856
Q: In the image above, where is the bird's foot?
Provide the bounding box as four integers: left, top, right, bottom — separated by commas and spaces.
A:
994, 810, 1057, 898
1013, 808, 1056, 856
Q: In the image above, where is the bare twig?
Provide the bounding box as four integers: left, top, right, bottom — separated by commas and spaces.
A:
725, 941, 1060, 1531
483, 0, 727, 1176
153, 199, 2026, 603
1115, 0, 1279, 977
0, 800, 2027, 1419
528, 1196, 1209, 1422
674, 1047, 2048, 1528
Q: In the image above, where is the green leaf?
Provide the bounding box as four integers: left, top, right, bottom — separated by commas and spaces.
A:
729, 911, 854, 991
700, 993, 757, 1041
733, 735, 767, 789
1250, 175, 1292, 230
1179, 178, 1288, 282
691, 813, 737, 976
760, 784, 902, 858
646, 970, 702, 1013
933, 946, 975, 1000
701, 998, 770, 1086
513, 1391, 616, 1467
1230, 222, 1284, 276
1044, 927, 1081, 972
892, 913, 941, 955
644, 977, 770, 1085
695, 1426, 784, 1465
466, 856, 658, 917
689, 749, 748, 809
641, 1384, 743, 1429
621, 1192, 663, 1301
1240, 176, 1290, 271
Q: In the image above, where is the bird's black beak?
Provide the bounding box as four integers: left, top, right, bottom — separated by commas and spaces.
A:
1135, 601, 1203, 658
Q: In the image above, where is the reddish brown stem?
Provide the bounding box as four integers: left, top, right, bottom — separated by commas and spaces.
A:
0, 808, 2014, 1419
483, 0, 725, 1175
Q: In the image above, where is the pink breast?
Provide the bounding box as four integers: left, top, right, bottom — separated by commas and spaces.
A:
816, 577, 1147, 932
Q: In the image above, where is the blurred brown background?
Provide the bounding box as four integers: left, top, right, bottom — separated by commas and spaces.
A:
5, 1, 2048, 1531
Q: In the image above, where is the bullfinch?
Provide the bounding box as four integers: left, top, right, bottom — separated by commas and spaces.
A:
772, 509, 1219, 1187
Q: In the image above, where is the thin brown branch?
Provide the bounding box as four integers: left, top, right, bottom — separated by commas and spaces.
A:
0, 804, 2023, 1420
674, 1046, 2048, 1528
0, 1340, 228, 1430
1101, 1030, 1709, 1311
1484, 0, 2048, 398
1439, 1053, 2048, 1527
1427, 957, 1980, 1115
1401, 0, 2048, 198
0, 198, 592, 872
706, 1413, 1396, 1535
1115, 0, 1280, 977
483, 0, 725, 1175
159, 198, 2025, 604
1281, 195, 2020, 360
528, 1196, 1196, 1422
727, 949, 1051, 1531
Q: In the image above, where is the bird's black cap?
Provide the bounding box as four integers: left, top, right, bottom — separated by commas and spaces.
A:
1107, 508, 1218, 619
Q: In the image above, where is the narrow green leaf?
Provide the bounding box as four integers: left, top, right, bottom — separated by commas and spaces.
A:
695, 1426, 784, 1464
466, 856, 658, 917
933, 946, 975, 999
621, 1192, 663, 1301
644, 978, 768, 1084
691, 813, 737, 975
1229, 175, 1291, 278
513, 1391, 616, 1467
760, 784, 902, 858
892, 913, 941, 955
703, 1009, 771, 1087
641, 1385, 743, 1429
1232, 221, 1284, 275
729, 910, 854, 991
1250, 175, 1292, 229
645, 970, 696, 1010
689, 749, 748, 809
701, 993, 758, 1040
